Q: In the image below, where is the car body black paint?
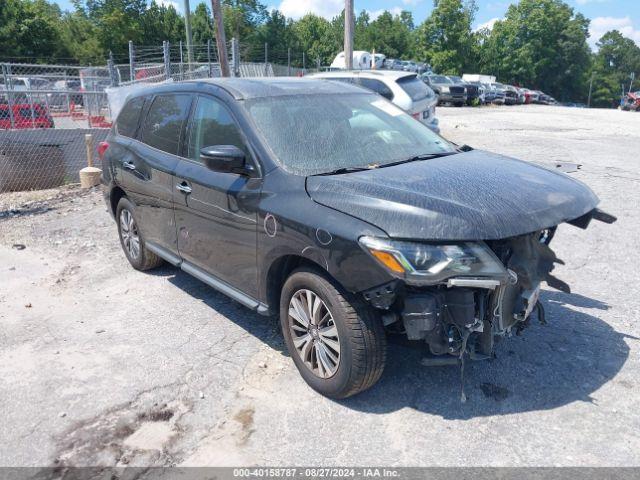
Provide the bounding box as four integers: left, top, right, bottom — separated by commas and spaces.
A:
306, 149, 599, 241
102, 78, 603, 317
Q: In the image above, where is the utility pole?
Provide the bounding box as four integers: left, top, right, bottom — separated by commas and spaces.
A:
344, 0, 354, 70
211, 0, 230, 77
183, 0, 194, 67
587, 72, 594, 108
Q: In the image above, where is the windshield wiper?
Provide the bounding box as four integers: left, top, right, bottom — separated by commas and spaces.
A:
315, 166, 375, 176
378, 151, 458, 169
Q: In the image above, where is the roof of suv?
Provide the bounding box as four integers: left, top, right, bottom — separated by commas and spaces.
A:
310, 70, 418, 81
127, 77, 369, 101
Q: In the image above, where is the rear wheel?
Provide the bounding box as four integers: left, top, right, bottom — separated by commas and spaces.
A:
280, 267, 386, 398
116, 197, 163, 271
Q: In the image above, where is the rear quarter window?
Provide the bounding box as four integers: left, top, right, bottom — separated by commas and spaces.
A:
358, 78, 394, 101
116, 97, 145, 138
397, 76, 429, 102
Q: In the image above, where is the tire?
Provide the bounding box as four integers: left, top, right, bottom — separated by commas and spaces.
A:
280, 267, 386, 398
116, 197, 163, 271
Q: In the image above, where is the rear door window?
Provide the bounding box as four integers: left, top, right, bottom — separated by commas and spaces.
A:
397, 76, 429, 102
116, 97, 145, 138
358, 78, 394, 101
139, 94, 191, 155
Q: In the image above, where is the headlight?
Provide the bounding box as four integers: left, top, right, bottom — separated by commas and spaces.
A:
441, 86, 450, 93
359, 236, 507, 285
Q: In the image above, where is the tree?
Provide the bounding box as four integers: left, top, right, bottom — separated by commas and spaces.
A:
414, 0, 477, 73
0, 0, 71, 62
292, 14, 336, 66
254, 9, 295, 63
364, 10, 414, 59
590, 30, 640, 107
479, 0, 591, 101
140, 0, 184, 46
191, 2, 214, 46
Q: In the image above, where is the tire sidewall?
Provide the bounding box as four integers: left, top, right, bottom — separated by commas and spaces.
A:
115, 197, 145, 270
280, 270, 356, 398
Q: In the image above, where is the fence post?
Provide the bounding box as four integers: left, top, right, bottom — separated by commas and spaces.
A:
163, 41, 171, 80
179, 41, 184, 80
1, 64, 15, 129
207, 39, 212, 78
231, 37, 240, 77
287, 48, 291, 76
128, 40, 135, 82
264, 42, 268, 76
108, 51, 119, 87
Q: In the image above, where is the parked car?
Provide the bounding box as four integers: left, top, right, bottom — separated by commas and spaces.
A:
0, 76, 53, 103
621, 91, 640, 111
504, 85, 519, 105
516, 87, 529, 104
448, 75, 480, 106
403, 61, 418, 73
48, 79, 84, 107
101, 78, 615, 398
311, 70, 440, 133
0, 102, 54, 129
468, 81, 487, 104
480, 82, 495, 103
531, 90, 546, 104
383, 58, 400, 70
370, 54, 386, 69
421, 74, 467, 107
489, 83, 507, 104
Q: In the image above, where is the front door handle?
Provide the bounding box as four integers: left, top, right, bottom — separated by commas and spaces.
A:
176, 182, 192, 194
122, 161, 136, 170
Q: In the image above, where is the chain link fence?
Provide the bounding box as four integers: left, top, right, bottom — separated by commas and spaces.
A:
0, 39, 327, 195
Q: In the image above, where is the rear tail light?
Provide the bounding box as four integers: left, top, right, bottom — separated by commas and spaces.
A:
412, 112, 420, 120
97, 141, 109, 160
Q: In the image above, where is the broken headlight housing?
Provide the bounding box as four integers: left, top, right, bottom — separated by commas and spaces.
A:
359, 236, 507, 285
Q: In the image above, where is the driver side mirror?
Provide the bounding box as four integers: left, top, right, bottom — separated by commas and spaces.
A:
200, 145, 253, 175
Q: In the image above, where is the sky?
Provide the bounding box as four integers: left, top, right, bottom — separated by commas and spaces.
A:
53, 0, 640, 50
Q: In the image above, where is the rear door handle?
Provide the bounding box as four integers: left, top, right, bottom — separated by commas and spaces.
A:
122, 161, 136, 170
176, 182, 192, 194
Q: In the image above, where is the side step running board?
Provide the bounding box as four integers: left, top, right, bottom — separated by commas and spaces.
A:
145, 242, 271, 316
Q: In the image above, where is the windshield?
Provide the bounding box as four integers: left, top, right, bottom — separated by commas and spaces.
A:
245, 93, 454, 176
430, 75, 451, 84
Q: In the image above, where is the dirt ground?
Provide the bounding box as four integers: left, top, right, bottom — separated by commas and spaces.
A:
1, 105, 639, 467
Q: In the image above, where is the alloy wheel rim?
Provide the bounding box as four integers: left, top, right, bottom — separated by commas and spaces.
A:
288, 289, 340, 379
119, 209, 140, 260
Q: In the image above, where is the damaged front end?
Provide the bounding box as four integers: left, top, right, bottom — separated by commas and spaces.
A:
359, 208, 616, 390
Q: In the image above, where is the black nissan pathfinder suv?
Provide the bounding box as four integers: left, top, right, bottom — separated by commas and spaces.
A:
101, 78, 614, 399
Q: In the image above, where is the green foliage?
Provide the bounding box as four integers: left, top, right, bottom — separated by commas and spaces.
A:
191, 3, 214, 46
363, 10, 415, 59
589, 30, 640, 107
0, 0, 71, 62
478, 0, 591, 101
414, 0, 477, 73
292, 14, 336, 66
1, 0, 638, 108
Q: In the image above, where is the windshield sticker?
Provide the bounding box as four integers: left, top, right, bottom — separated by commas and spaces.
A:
370, 99, 404, 117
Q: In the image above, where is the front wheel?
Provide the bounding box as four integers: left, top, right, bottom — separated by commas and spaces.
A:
280, 268, 386, 398
116, 197, 163, 271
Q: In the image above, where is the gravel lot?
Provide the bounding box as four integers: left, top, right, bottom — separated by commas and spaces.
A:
1, 105, 639, 467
